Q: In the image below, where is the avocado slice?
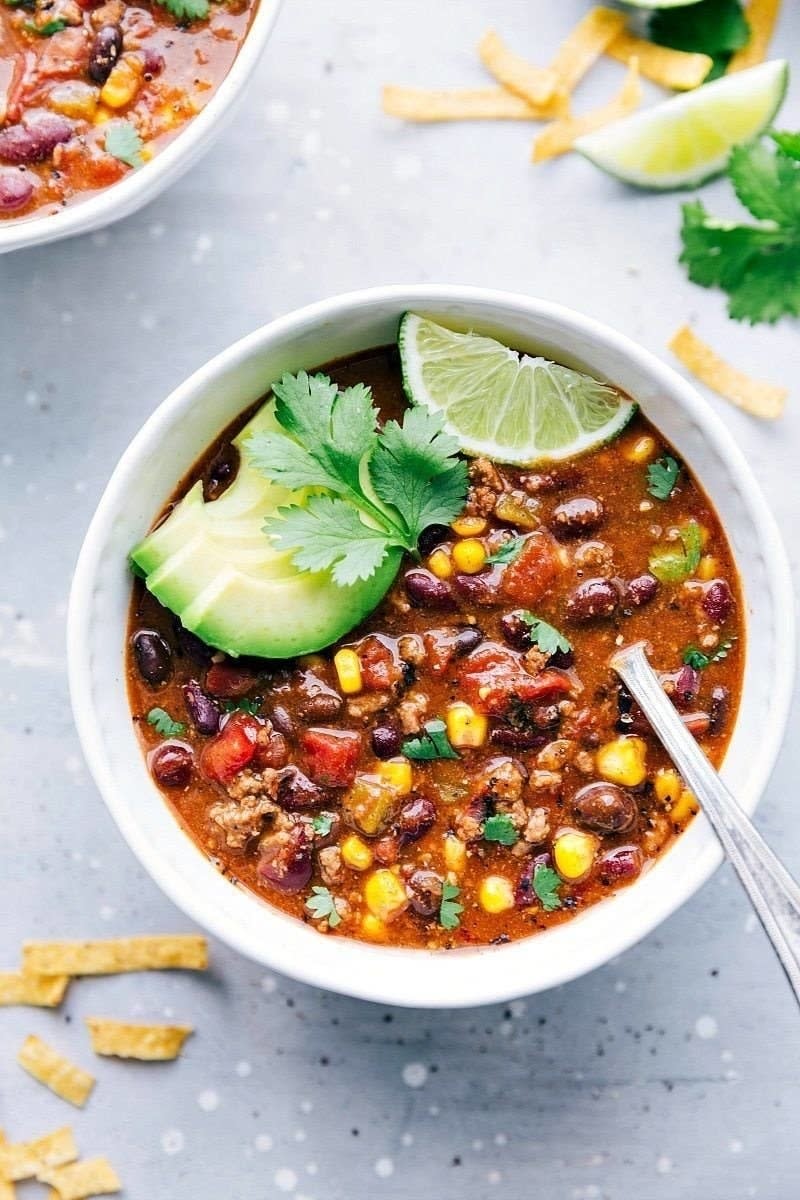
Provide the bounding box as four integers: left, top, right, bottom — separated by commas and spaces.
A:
130, 402, 403, 658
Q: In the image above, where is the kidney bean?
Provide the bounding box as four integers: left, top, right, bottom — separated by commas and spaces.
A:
295, 672, 343, 721
183, 679, 220, 735
709, 685, 730, 735
624, 573, 659, 608
371, 723, 402, 759
373, 834, 400, 866
702, 579, 733, 624
149, 741, 192, 788
205, 660, 260, 698
500, 610, 532, 650
173, 618, 213, 661
549, 496, 604, 539
0, 169, 33, 211
490, 727, 548, 751
404, 568, 453, 608
269, 705, 295, 738
674, 665, 700, 708
407, 869, 443, 918
573, 782, 637, 834
142, 47, 165, 77
683, 711, 711, 738
88, 24, 122, 84
132, 629, 172, 685
454, 626, 484, 656
598, 845, 642, 883
257, 824, 313, 894
417, 523, 452, 558
452, 568, 503, 606
0, 112, 72, 165
276, 767, 326, 811
398, 795, 436, 843
515, 852, 552, 907
566, 577, 619, 622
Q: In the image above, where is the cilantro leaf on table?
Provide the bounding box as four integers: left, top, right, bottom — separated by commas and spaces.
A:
649, 0, 749, 81
402, 719, 460, 762
482, 814, 519, 846
267, 494, 396, 585
679, 136, 800, 325
155, 0, 209, 20
104, 122, 144, 169
439, 880, 463, 930
305, 886, 341, 927
649, 520, 702, 584
533, 865, 562, 912
647, 455, 681, 501
518, 612, 571, 657
683, 638, 735, 670
486, 535, 526, 565
146, 707, 186, 737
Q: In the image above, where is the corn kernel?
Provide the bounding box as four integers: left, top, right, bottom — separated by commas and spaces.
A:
92, 104, 114, 126
364, 869, 409, 923
333, 648, 362, 695
451, 515, 488, 537
427, 548, 453, 579
478, 875, 515, 914
451, 538, 486, 575
444, 834, 467, 875
654, 768, 682, 805
376, 758, 413, 796
361, 914, 387, 941
445, 702, 488, 749
670, 788, 699, 825
698, 554, 718, 581
596, 736, 647, 787
697, 523, 711, 549
48, 81, 99, 121
553, 830, 598, 881
341, 834, 373, 871
100, 56, 143, 109
625, 435, 656, 464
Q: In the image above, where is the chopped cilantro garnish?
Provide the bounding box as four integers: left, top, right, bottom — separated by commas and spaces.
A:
104, 122, 144, 169
223, 697, 261, 715
646, 455, 681, 501
482, 814, 518, 846
518, 612, 571, 657
533, 865, 562, 912
312, 813, 335, 838
24, 18, 66, 33
154, 0, 209, 20
486, 535, 526, 565
648, 520, 702, 584
439, 880, 463, 930
402, 719, 459, 762
305, 885, 341, 927
146, 707, 186, 737
247, 372, 467, 587
683, 638, 735, 670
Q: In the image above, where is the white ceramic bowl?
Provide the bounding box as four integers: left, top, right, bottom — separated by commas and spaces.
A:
0, 0, 280, 255
68, 285, 794, 1008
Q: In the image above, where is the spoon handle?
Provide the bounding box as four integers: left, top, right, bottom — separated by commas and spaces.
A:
611, 641, 800, 1007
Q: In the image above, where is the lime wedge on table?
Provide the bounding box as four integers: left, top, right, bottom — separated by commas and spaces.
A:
575, 60, 789, 191
398, 315, 636, 466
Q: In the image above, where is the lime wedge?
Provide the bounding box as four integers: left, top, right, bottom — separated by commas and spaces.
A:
575, 60, 789, 190
398, 315, 637, 466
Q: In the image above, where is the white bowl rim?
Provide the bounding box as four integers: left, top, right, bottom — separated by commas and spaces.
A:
0, 0, 281, 254
68, 284, 795, 1007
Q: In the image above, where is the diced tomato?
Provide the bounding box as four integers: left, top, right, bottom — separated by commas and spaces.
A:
459, 644, 573, 716
205, 661, 261, 698
502, 531, 560, 604
358, 636, 402, 692
200, 711, 260, 784
301, 728, 362, 788
423, 629, 459, 675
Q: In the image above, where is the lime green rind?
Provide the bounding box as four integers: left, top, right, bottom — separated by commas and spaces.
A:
617, 0, 704, 7
575, 60, 789, 192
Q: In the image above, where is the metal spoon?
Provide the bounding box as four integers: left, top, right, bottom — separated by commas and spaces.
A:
611, 640, 800, 1007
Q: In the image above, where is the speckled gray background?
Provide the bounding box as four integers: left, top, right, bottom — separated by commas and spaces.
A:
2, 2, 800, 1197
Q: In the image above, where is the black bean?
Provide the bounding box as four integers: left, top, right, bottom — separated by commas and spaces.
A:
404, 568, 453, 609
573, 782, 637, 834
88, 24, 123, 85
0, 112, 72, 165
501, 611, 532, 650
270, 704, 295, 738
565, 578, 619, 622
132, 629, 172, 685
371, 724, 402, 759
549, 496, 604, 539
183, 679, 220, 736
703, 580, 733, 625
454, 626, 483, 656
709, 685, 730, 735
0, 168, 33, 211
397, 795, 436, 843
276, 766, 326, 810
149, 742, 192, 788
624, 574, 659, 608
204, 445, 239, 501
417, 523, 452, 558
407, 870, 443, 918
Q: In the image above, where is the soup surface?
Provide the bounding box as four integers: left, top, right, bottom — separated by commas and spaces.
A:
0, 0, 257, 220
127, 343, 744, 949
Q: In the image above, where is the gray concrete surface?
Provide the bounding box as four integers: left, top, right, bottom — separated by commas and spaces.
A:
2, 1, 799, 1196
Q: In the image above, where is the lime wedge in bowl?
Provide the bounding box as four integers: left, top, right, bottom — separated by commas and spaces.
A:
575, 59, 789, 190
398, 314, 637, 465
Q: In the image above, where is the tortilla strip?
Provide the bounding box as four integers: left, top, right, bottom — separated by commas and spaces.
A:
478, 30, 563, 108
606, 32, 712, 90
382, 85, 567, 123
17, 1036, 95, 1108
85, 1017, 193, 1061
669, 325, 786, 419
37, 1158, 120, 1200
549, 7, 627, 92
0, 1127, 78, 1183
0, 1133, 13, 1200
728, 0, 781, 71
22, 935, 208, 977
0, 972, 70, 1008
532, 60, 642, 162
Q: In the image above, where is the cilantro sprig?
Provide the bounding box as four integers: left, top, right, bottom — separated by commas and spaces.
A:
439, 880, 463, 930
247, 372, 468, 587
683, 638, 735, 670
312, 813, 335, 838
647, 455, 680, 501
680, 132, 800, 325
24, 17, 66, 34
155, 0, 209, 20
518, 612, 571, 658
223, 697, 261, 715
305, 886, 341, 927
402, 719, 459, 762
104, 122, 144, 169
146, 707, 186, 737
486, 535, 526, 565
482, 814, 518, 846
649, 0, 749, 81
648, 520, 702, 585
533, 865, 562, 912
